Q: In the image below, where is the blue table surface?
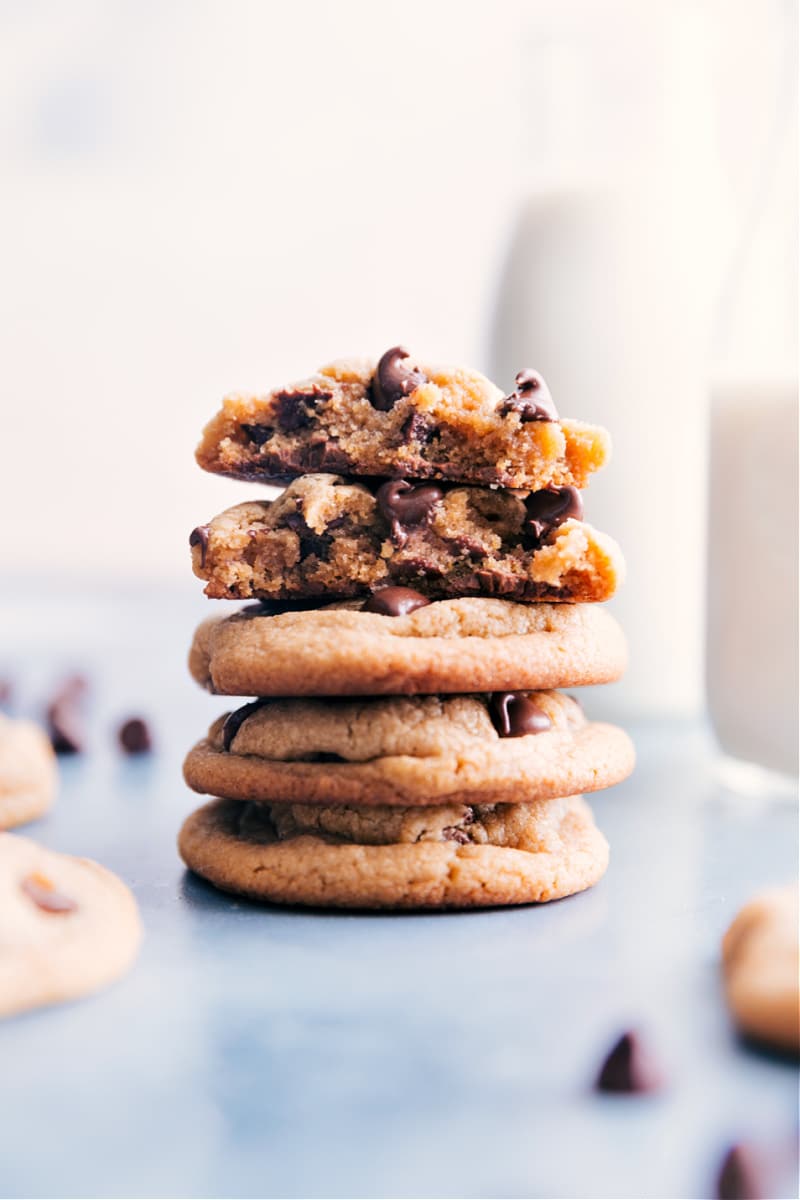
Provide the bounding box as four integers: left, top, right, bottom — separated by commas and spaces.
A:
0, 586, 797, 1200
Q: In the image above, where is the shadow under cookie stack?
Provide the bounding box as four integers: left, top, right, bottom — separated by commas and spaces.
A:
179, 347, 634, 910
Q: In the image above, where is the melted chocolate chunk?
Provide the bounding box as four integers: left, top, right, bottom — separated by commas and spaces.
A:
241, 423, 273, 446
370, 346, 428, 412
21, 874, 77, 914
716, 1144, 763, 1200
489, 693, 552, 738
376, 479, 443, 547
401, 411, 437, 445
524, 486, 584, 546
118, 717, 153, 755
594, 1031, 664, 1094
189, 525, 210, 567
500, 369, 558, 422
362, 587, 431, 617
283, 512, 334, 562
274, 388, 331, 432
222, 699, 271, 751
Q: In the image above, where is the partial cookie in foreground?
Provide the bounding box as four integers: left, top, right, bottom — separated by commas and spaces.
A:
191, 474, 623, 604
195, 349, 610, 490
178, 794, 609, 909
184, 690, 635, 807
0, 715, 58, 830
189, 597, 628, 697
0, 833, 142, 1018
722, 885, 799, 1053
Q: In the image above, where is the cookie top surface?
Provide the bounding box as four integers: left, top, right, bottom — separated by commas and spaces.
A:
178, 794, 609, 909
0, 716, 58, 831
722, 884, 799, 1052
188, 597, 628, 697
183, 690, 635, 806
195, 352, 610, 491
0, 832, 142, 1018
190, 474, 624, 605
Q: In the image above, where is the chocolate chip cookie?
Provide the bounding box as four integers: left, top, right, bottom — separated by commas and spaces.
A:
0, 715, 58, 830
183, 690, 635, 806
722, 885, 799, 1052
189, 597, 627, 697
190, 473, 623, 604
0, 832, 142, 1018
195, 349, 610, 490
178, 794, 609, 909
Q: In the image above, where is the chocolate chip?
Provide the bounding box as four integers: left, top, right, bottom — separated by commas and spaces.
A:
716, 1144, 764, 1200
524, 486, 584, 546
222, 699, 271, 751
362, 587, 431, 617
283, 512, 334, 562
46, 677, 88, 755
241, 423, 273, 446
441, 826, 470, 844
488, 693, 552, 738
401, 411, 437, 445
189, 525, 210, 567
370, 347, 428, 412
21, 874, 77, 914
500, 368, 558, 422
118, 717, 153, 755
274, 388, 331, 433
594, 1031, 664, 1094
376, 479, 444, 547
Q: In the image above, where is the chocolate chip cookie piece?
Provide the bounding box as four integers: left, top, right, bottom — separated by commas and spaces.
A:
0, 832, 142, 1017
195, 350, 610, 491
188, 597, 628, 697
722, 885, 799, 1052
0, 715, 58, 830
190, 474, 623, 604
183, 690, 635, 807
178, 794, 609, 909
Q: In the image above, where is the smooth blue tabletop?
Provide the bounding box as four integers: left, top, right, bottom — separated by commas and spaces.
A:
0, 586, 797, 1200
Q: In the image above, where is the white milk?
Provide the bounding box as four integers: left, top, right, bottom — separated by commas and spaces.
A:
706, 379, 799, 777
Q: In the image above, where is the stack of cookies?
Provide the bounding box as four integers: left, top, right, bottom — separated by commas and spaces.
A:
179, 348, 634, 909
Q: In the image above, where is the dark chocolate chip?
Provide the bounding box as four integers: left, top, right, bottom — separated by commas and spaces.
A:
376, 479, 444, 547
489, 693, 552, 738
189, 525, 210, 567
118, 717, 153, 755
716, 1144, 764, 1200
362, 587, 431, 617
21, 874, 77, 914
524, 486, 584, 546
401, 411, 437, 445
222, 699, 271, 751
274, 389, 331, 433
370, 346, 428, 412
283, 512, 334, 562
594, 1031, 664, 1094
499, 368, 558, 422
241, 423, 273, 446
46, 677, 88, 755
441, 826, 470, 844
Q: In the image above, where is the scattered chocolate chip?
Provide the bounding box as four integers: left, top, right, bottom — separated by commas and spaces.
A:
500, 368, 558, 422
222, 699, 271, 751
362, 587, 431, 617
489, 693, 552, 738
370, 346, 428, 412
21, 873, 77, 914
716, 1144, 764, 1200
274, 388, 331, 433
189, 525, 210, 567
118, 717, 153, 755
376, 479, 444, 547
594, 1031, 664, 1094
241, 423, 274, 446
524, 486, 584, 546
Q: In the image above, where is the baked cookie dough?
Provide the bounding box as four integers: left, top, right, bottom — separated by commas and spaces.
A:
178, 794, 609, 909
722, 885, 799, 1052
191, 474, 623, 605
0, 716, 58, 830
195, 349, 610, 491
189, 597, 628, 697
183, 690, 635, 807
0, 833, 142, 1018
